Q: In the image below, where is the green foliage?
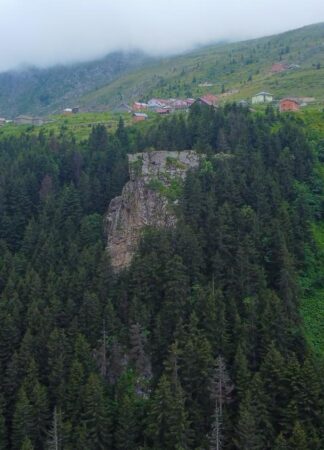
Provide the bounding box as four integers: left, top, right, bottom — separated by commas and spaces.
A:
147, 176, 183, 202
165, 156, 187, 170
129, 156, 144, 177
0, 104, 323, 449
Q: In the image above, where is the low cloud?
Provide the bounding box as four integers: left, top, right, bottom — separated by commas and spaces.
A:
1, 0, 324, 72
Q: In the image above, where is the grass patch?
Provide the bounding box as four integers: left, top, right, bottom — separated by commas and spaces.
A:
0, 112, 133, 142
147, 177, 183, 202
165, 156, 187, 170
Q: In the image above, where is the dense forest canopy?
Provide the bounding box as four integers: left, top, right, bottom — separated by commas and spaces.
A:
0, 104, 323, 449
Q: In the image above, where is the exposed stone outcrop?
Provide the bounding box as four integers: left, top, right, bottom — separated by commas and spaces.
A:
105, 150, 200, 271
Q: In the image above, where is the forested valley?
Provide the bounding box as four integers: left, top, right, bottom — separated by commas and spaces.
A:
0, 104, 323, 449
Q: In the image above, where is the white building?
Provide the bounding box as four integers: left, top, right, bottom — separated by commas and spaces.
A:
251, 92, 273, 104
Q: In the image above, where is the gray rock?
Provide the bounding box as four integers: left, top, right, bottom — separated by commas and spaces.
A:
105, 150, 201, 271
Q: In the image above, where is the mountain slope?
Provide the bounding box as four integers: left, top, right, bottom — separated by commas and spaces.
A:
81, 22, 324, 108
0, 51, 154, 118
0, 23, 323, 117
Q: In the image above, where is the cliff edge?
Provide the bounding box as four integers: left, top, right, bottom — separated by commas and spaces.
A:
105, 150, 200, 271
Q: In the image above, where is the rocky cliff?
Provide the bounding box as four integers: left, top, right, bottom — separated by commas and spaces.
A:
105, 150, 201, 271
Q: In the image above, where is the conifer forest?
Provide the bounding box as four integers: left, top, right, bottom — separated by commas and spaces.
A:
0, 104, 323, 449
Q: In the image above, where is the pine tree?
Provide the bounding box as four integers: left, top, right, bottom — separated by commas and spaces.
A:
129, 322, 151, 379
47, 407, 64, 450
21, 437, 34, 450
180, 314, 213, 420
281, 354, 302, 434
288, 422, 308, 450
0, 395, 7, 450
208, 355, 234, 450
81, 373, 112, 449
47, 328, 67, 405
29, 379, 50, 448
234, 390, 264, 450
209, 402, 223, 450
147, 373, 191, 450
299, 356, 324, 433
147, 343, 191, 449
157, 256, 190, 356
66, 359, 85, 424
210, 356, 234, 418
116, 117, 129, 150
260, 344, 286, 431
233, 344, 250, 403
273, 432, 288, 450
12, 387, 34, 450
249, 373, 274, 448
115, 393, 139, 450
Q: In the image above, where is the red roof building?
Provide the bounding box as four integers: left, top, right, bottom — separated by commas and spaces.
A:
279, 98, 300, 112
156, 108, 171, 115
271, 63, 288, 73
186, 98, 195, 106
132, 102, 148, 111
132, 112, 148, 122
195, 94, 219, 107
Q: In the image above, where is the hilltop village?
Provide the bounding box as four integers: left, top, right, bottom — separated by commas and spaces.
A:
0, 57, 319, 127
0, 89, 317, 128
120, 89, 316, 123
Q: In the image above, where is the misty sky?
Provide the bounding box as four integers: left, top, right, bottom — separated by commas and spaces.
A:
1, 0, 324, 72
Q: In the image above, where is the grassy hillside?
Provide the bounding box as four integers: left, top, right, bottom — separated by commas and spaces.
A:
81, 23, 324, 108
0, 23, 323, 117
0, 111, 135, 142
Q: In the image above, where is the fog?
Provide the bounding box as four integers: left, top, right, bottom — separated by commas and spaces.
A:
1, 0, 324, 72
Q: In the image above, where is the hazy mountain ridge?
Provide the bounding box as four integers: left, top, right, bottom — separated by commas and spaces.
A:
81, 22, 324, 108
0, 51, 154, 117
0, 23, 323, 117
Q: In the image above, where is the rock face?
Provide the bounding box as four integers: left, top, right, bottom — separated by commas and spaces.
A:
105, 150, 200, 271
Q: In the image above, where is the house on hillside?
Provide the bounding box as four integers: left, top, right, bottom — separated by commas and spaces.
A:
132, 112, 148, 123
171, 99, 188, 110
251, 92, 273, 104
132, 102, 148, 111
63, 108, 73, 115
237, 100, 249, 108
279, 98, 301, 112
147, 99, 165, 110
114, 103, 132, 113
32, 117, 44, 126
186, 98, 195, 107
271, 63, 288, 73
0, 118, 6, 127
14, 115, 43, 126
298, 97, 315, 104
14, 115, 34, 125
147, 98, 174, 111
288, 64, 300, 70
198, 82, 214, 87
156, 108, 171, 115
72, 107, 79, 114
194, 94, 219, 107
